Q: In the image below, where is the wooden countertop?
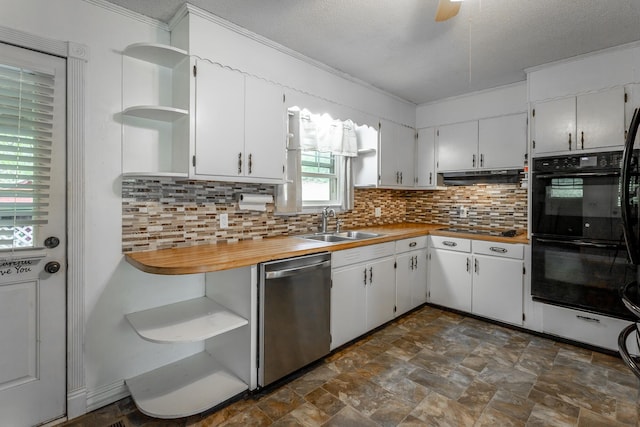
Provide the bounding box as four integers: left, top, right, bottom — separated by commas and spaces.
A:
125, 223, 528, 275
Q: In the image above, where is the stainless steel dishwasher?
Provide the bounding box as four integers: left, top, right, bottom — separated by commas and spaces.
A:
258, 252, 331, 387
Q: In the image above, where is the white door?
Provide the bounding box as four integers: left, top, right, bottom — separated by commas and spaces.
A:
0, 43, 67, 426
429, 249, 472, 312
194, 60, 245, 177
437, 121, 478, 171
416, 127, 436, 188
244, 76, 286, 181
576, 87, 625, 150
532, 97, 576, 155
478, 114, 527, 169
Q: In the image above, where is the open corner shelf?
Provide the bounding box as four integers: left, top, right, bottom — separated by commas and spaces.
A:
122, 171, 189, 179
125, 296, 248, 344
124, 43, 188, 68
125, 351, 247, 419
122, 105, 188, 122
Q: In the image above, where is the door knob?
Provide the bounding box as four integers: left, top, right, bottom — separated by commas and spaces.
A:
44, 261, 61, 274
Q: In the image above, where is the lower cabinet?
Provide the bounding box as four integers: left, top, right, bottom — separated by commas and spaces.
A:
124, 266, 256, 418
429, 236, 525, 326
331, 243, 396, 350
395, 237, 428, 316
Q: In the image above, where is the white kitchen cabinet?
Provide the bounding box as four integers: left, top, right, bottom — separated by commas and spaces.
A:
379, 120, 415, 188
436, 121, 478, 172
437, 115, 526, 172
429, 236, 525, 326
121, 43, 190, 177
471, 242, 524, 325
532, 87, 625, 155
331, 242, 395, 349
429, 237, 472, 312
193, 60, 286, 183
415, 127, 438, 188
478, 113, 527, 169
395, 237, 428, 315
124, 266, 256, 418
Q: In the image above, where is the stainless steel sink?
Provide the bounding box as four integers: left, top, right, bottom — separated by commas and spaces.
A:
298, 231, 382, 243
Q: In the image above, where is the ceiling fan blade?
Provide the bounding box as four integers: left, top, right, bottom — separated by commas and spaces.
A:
435, 0, 461, 22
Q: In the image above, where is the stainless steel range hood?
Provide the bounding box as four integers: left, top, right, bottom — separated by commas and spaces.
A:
440, 169, 522, 186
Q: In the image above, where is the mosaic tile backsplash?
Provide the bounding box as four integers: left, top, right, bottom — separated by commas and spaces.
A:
122, 178, 528, 253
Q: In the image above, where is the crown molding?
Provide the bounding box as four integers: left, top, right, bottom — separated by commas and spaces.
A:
82, 0, 169, 30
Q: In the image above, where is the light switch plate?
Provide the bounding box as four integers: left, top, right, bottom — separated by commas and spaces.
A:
219, 213, 228, 228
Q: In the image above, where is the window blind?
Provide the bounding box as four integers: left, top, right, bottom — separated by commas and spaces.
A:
0, 63, 55, 248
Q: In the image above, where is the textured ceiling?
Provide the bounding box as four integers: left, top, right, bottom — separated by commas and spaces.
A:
103, 0, 640, 104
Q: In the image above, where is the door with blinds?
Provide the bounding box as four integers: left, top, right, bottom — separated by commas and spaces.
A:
0, 43, 66, 426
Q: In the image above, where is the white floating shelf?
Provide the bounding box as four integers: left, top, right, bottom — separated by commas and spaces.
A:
123, 105, 188, 122
126, 297, 248, 344
126, 352, 247, 419
123, 43, 188, 68
122, 171, 189, 178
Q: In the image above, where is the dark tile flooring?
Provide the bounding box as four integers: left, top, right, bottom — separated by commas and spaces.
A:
63, 306, 639, 426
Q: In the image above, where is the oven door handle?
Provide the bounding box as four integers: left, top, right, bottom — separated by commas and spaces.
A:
534, 171, 620, 179
535, 237, 621, 250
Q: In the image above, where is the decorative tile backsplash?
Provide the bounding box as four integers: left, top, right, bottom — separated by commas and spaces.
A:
122, 178, 528, 253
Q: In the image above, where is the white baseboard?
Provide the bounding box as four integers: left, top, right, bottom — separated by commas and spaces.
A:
85, 381, 130, 413
66, 387, 87, 420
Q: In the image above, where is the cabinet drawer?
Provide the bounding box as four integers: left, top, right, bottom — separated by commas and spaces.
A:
429, 235, 470, 252
472, 240, 523, 260
395, 236, 427, 253
332, 242, 395, 268
542, 304, 635, 352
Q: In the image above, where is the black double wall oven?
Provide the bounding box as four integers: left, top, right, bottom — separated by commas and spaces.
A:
531, 150, 636, 321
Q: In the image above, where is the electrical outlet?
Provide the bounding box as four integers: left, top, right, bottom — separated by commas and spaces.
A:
219, 213, 229, 229
459, 206, 468, 218
374, 207, 381, 217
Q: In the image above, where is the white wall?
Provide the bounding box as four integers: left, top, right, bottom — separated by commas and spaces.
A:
415, 82, 527, 129
0, 0, 420, 415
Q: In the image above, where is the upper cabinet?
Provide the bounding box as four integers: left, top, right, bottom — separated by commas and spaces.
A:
436, 121, 478, 172
415, 127, 438, 188
121, 43, 190, 177
531, 87, 625, 156
478, 113, 528, 169
437, 114, 527, 172
192, 60, 286, 183
379, 120, 415, 188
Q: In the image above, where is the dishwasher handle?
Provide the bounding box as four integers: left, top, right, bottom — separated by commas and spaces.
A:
264, 260, 331, 279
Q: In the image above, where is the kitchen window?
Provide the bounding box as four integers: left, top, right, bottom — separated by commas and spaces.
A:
301, 150, 344, 207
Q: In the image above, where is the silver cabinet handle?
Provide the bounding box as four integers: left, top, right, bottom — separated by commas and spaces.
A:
480, 153, 484, 167
238, 152, 243, 174
466, 257, 470, 272
363, 268, 367, 285
409, 242, 417, 247
248, 153, 253, 174
474, 258, 478, 273
414, 255, 418, 269
400, 172, 403, 184
396, 171, 400, 183
490, 247, 508, 254
429, 172, 432, 184
568, 132, 572, 150
410, 256, 414, 270
443, 241, 457, 247
472, 154, 476, 168
369, 267, 373, 283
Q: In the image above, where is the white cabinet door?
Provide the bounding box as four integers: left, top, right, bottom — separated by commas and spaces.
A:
532, 97, 576, 155
577, 87, 625, 150
244, 77, 286, 180
379, 120, 415, 187
478, 114, 527, 169
331, 264, 367, 350
395, 252, 413, 316
416, 127, 437, 188
429, 249, 471, 312
437, 121, 478, 172
366, 257, 396, 330
194, 61, 245, 177
472, 254, 524, 325
411, 249, 428, 308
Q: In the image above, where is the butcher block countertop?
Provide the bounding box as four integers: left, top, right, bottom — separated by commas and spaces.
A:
125, 223, 529, 275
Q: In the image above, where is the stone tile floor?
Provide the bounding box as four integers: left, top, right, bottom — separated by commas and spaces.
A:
63, 306, 640, 426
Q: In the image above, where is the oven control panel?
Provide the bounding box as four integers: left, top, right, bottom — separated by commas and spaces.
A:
533, 150, 628, 172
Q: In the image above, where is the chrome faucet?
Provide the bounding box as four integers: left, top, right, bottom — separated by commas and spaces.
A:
320, 207, 336, 233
